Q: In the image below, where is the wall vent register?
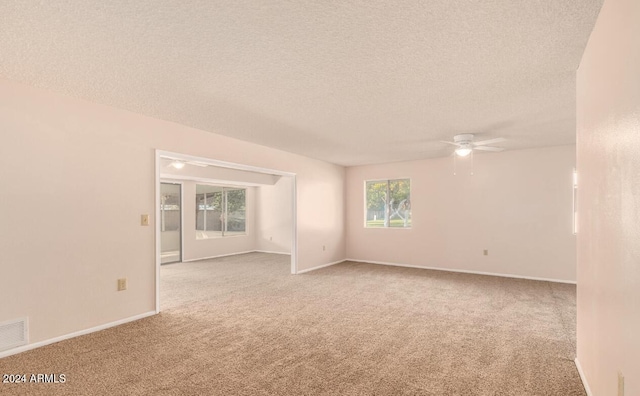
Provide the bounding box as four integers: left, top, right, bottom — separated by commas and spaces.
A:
0, 317, 28, 352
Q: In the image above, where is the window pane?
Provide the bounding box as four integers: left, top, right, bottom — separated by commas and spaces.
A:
161, 185, 181, 232
365, 179, 411, 228
206, 192, 223, 232
365, 181, 387, 228
196, 185, 223, 239
388, 179, 411, 228
196, 193, 205, 231
225, 188, 246, 235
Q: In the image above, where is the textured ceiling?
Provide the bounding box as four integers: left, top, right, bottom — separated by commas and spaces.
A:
0, 1, 603, 166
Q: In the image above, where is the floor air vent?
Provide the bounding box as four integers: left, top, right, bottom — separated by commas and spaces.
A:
0, 317, 28, 352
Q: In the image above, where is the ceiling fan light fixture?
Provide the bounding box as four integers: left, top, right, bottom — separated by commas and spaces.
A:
171, 160, 185, 169
455, 147, 472, 157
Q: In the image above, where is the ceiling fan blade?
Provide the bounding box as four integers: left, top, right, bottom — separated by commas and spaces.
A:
439, 140, 460, 146
473, 137, 506, 146
474, 146, 504, 152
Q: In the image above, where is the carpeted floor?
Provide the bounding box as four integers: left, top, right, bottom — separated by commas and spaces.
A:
0, 253, 584, 395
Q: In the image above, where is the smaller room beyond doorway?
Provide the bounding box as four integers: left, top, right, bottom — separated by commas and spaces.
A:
155, 150, 298, 310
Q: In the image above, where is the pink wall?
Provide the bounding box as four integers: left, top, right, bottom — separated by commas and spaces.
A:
576, 0, 640, 394
0, 79, 345, 346
255, 178, 293, 254
346, 146, 577, 282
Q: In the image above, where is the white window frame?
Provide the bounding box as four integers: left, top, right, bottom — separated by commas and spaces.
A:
196, 185, 247, 239
363, 178, 412, 229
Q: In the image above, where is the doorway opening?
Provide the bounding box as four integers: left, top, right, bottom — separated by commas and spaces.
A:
155, 150, 297, 313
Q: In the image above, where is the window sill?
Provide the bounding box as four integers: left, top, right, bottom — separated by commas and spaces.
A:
196, 232, 248, 240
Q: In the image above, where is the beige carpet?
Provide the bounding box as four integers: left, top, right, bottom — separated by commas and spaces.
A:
0, 253, 584, 395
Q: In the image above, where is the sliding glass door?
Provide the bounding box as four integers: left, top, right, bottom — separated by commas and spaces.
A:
160, 183, 181, 264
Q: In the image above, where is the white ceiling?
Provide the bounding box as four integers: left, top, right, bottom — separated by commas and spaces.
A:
0, 1, 602, 166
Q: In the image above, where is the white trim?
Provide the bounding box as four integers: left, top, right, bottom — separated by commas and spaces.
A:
574, 358, 593, 396
180, 183, 184, 264
291, 175, 298, 274
345, 259, 577, 284
572, 168, 578, 235
181, 250, 256, 263
155, 154, 161, 313
296, 259, 346, 274
157, 150, 296, 177
196, 233, 249, 240
160, 174, 269, 188
364, 177, 412, 183
0, 311, 156, 359
254, 250, 290, 255
363, 226, 413, 230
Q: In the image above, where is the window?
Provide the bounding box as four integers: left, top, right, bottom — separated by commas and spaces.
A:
365, 179, 411, 228
196, 185, 246, 239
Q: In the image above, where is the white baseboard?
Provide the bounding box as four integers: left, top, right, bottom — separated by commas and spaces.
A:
181, 250, 256, 262
254, 250, 291, 256
345, 258, 577, 284
0, 311, 156, 359
574, 358, 593, 396
296, 259, 346, 274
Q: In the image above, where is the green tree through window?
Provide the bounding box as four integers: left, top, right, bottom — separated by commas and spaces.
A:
196, 186, 246, 238
365, 179, 411, 228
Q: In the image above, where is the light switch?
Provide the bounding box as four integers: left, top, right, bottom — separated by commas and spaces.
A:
141, 214, 149, 226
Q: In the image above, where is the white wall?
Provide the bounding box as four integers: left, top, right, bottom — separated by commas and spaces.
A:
255, 177, 293, 254
346, 145, 577, 282
0, 79, 345, 346
576, 0, 640, 394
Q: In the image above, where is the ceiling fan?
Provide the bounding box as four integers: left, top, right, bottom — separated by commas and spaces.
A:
440, 134, 506, 157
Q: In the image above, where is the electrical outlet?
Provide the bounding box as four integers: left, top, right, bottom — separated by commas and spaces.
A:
141, 214, 149, 226
483, 249, 488, 256
117, 278, 127, 291
618, 371, 624, 396
269, 236, 273, 241
323, 245, 326, 251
